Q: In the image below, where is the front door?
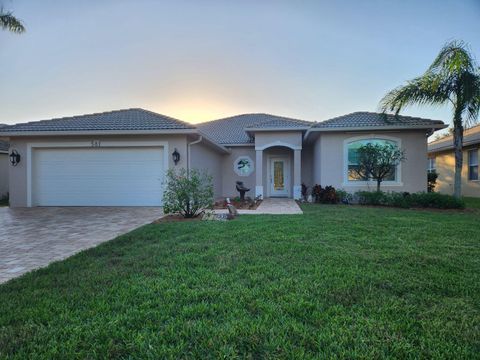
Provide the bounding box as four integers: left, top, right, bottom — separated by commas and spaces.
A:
269, 157, 290, 197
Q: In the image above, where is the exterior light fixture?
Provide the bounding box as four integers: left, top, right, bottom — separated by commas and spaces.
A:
9, 149, 21, 166
172, 148, 180, 165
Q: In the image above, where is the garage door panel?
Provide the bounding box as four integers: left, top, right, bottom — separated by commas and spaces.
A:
32, 147, 164, 206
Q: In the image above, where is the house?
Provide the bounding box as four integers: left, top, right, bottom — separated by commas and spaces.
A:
0, 108, 445, 207
428, 124, 480, 197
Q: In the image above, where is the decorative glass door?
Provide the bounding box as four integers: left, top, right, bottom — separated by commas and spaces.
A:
270, 157, 289, 197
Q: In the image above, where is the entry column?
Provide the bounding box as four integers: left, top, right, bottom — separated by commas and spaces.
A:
293, 149, 302, 200
255, 150, 263, 199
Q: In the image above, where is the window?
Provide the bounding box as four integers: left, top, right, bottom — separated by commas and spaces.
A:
468, 149, 478, 181
347, 138, 398, 182
234, 156, 254, 176
428, 157, 436, 173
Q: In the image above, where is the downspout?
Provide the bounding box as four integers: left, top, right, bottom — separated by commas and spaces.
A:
187, 135, 203, 174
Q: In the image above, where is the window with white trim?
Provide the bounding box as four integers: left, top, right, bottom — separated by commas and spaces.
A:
347, 138, 398, 182
428, 157, 436, 173
468, 149, 478, 181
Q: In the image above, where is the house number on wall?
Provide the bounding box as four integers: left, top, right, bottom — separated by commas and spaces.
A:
91, 140, 101, 147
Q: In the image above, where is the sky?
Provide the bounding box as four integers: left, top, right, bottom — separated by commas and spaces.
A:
0, 0, 479, 133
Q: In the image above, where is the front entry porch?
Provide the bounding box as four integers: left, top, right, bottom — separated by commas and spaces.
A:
255, 144, 302, 200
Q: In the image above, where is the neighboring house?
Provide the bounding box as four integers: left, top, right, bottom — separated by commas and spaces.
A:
0, 139, 9, 198
428, 124, 480, 197
0, 108, 445, 207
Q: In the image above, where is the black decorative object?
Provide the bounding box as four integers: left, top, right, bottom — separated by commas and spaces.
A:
235, 181, 250, 201
172, 148, 180, 165
9, 149, 21, 166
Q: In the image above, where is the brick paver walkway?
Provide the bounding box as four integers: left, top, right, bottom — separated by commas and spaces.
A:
0, 207, 163, 284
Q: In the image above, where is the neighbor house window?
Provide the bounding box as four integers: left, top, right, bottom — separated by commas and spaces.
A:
347, 138, 397, 181
234, 156, 254, 176
468, 149, 478, 181
428, 157, 436, 173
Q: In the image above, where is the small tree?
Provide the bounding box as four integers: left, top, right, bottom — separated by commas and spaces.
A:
163, 168, 214, 218
352, 143, 406, 192
427, 170, 438, 192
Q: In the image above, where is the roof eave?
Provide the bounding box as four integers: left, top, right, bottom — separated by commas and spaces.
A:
245, 126, 310, 133
304, 124, 447, 141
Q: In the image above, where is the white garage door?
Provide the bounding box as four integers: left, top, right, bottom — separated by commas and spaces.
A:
32, 147, 164, 206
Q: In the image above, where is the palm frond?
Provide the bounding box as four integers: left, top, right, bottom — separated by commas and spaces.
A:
0, 10, 25, 33
464, 71, 480, 126
379, 73, 452, 114
428, 40, 476, 75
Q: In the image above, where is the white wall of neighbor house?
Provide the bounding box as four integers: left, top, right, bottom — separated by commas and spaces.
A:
7, 134, 189, 207
221, 146, 256, 198
0, 153, 9, 197
311, 130, 429, 193
190, 141, 223, 199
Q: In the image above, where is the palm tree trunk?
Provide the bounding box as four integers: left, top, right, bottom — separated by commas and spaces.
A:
453, 112, 464, 198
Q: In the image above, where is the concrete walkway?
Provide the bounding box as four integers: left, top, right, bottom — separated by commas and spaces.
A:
0, 207, 163, 284
215, 198, 303, 215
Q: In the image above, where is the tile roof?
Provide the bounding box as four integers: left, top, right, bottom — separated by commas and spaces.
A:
313, 112, 445, 129
245, 117, 313, 129
197, 113, 313, 144
428, 124, 480, 153
0, 108, 194, 133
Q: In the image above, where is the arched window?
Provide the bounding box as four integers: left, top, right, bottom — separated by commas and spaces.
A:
346, 138, 399, 182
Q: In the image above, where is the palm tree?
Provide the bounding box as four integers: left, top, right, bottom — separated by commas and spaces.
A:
0, 8, 25, 33
380, 40, 480, 198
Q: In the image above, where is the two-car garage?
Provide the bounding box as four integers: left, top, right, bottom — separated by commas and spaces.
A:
31, 146, 165, 207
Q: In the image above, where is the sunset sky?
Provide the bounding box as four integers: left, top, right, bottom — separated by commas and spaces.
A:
1, 0, 479, 128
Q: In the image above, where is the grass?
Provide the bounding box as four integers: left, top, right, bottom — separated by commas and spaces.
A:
1, 205, 479, 358
464, 196, 480, 209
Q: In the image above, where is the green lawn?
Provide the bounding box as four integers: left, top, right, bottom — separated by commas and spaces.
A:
1, 205, 479, 358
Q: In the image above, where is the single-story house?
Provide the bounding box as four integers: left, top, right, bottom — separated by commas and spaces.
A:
0, 139, 9, 198
0, 108, 446, 207
428, 124, 480, 197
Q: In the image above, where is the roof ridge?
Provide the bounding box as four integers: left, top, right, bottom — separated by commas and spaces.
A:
317, 111, 444, 125
135, 108, 195, 128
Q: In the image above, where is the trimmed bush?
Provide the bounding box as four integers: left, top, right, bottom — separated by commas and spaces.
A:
163, 168, 214, 218
355, 191, 465, 209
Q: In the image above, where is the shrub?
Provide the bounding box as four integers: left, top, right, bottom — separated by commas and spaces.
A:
301, 183, 309, 201
355, 190, 464, 209
428, 171, 438, 192
335, 189, 352, 204
163, 168, 214, 218
312, 185, 338, 204
356, 191, 387, 206
409, 192, 465, 209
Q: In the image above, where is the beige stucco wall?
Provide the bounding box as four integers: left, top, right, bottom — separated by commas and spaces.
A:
432, 147, 480, 197
254, 131, 303, 149
0, 153, 9, 197
221, 146, 256, 198
311, 130, 429, 193
190, 141, 223, 199
7, 134, 189, 207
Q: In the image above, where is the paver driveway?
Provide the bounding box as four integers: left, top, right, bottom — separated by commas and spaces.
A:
0, 207, 163, 284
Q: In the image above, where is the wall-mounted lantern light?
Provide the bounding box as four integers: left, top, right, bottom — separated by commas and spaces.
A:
9, 149, 21, 166
172, 148, 180, 165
